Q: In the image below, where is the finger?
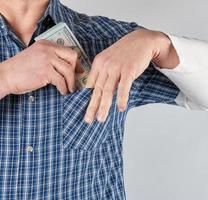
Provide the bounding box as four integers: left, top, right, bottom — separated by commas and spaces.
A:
51, 57, 75, 92
85, 66, 99, 88
84, 86, 102, 124
94, 71, 108, 90
84, 71, 108, 123
85, 55, 103, 88
55, 46, 78, 69
117, 72, 134, 112
97, 75, 119, 122
50, 69, 68, 95
70, 46, 82, 59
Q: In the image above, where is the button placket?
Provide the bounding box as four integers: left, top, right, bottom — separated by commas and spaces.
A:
25, 94, 36, 153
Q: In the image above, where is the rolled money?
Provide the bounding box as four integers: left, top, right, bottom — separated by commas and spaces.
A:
34, 22, 91, 90
76, 72, 89, 89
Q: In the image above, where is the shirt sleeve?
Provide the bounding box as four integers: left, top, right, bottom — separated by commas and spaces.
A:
127, 63, 180, 110
154, 35, 208, 111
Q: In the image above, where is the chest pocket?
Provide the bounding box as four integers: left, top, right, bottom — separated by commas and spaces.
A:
62, 88, 114, 151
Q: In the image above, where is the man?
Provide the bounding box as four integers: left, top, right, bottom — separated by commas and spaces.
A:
0, 0, 207, 199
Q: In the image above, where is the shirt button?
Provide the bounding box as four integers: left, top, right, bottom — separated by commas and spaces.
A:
29, 95, 35, 103
26, 145, 34, 152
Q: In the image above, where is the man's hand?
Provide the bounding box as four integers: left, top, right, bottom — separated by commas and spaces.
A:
84, 29, 179, 124
0, 40, 78, 98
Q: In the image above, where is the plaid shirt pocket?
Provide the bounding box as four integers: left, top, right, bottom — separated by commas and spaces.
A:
62, 88, 112, 151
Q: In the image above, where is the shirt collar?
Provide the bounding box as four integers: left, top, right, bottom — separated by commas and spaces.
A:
0, 0, 73, 36
38, 0, 67, 25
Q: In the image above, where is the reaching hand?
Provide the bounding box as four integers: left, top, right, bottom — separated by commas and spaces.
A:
84, 29, 179, 124
0, 40, 78, 98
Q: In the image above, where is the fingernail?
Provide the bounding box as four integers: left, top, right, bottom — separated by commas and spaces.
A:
118, 106, 126, 112
97, 113, 105, 122
84, 115, 93, 124
69, 87, 74, 93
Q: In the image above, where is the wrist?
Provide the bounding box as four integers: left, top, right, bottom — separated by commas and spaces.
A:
152, 31, 180, 69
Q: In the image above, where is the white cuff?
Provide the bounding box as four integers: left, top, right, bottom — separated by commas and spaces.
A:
154, 34, 208, 110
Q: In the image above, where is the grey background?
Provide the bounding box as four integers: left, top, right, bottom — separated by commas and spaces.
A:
61, 1, 208, 199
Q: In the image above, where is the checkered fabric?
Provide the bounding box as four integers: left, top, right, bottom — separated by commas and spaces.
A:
0, 0, 179, 199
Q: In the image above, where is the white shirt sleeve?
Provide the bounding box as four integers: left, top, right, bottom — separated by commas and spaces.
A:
155, 34, 208, 111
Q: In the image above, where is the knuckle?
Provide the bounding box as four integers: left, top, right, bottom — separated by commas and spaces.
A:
103, 88, 113, 96
117, 99, 127, 107
13, 85, 22, 94
94, 86, 103, 94
35, 40, 54, 54
93, 53, 106, 66
99, 105, 108, 111
100, 103, 108, 110
118, 84, 125, 92
107, 68, 119, 78
87, 105, 97, 113
93, 89, 103, 98
71, 51, 78, 65
103, 57, 118, 69
71, 49, 78, 59
119, 96, 128, 103
119, 94, 125, 101
103, 58, 112, 67
40, 74, 50, 86
35, 40, 47, 49
118, 92, 125, 101
118, 90, 128, 100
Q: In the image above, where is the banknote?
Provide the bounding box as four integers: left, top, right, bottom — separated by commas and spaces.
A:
34, 22, 91, 90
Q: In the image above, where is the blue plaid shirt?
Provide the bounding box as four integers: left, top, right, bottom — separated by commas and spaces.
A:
0, 0, 179, 199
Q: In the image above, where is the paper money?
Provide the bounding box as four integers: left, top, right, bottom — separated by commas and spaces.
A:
34, 22, 91, 90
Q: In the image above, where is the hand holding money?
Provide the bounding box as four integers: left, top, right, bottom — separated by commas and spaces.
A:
35, 22, 92, 90
0, 39, 78, 97
0, 22, 92, 99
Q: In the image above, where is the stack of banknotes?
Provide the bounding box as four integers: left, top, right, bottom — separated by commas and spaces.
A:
35, 22, 91, 90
